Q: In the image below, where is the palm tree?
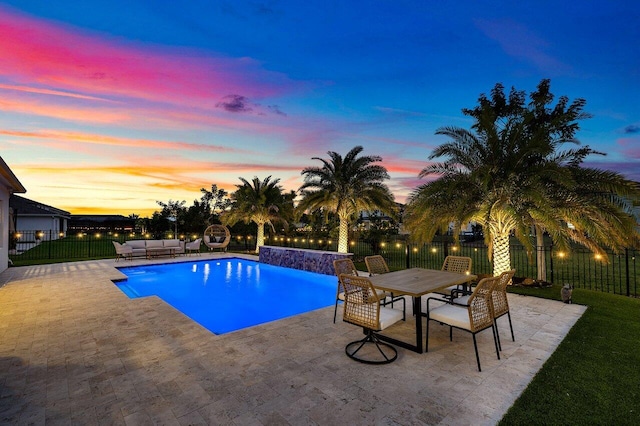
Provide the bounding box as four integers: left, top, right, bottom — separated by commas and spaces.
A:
404, 80, 640, 277
298, 146, 396, 253
222, 176, 287, 253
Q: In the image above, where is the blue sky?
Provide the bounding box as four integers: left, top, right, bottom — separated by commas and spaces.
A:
0, 1, 638, 215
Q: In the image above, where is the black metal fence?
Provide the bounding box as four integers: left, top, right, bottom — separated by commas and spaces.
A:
8, 230, 638, 297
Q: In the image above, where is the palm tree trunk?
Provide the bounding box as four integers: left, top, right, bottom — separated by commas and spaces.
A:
255, 221, 265, 253
337, 218, 349, 253
492, 233, 511, 277
535, 226, 547, 282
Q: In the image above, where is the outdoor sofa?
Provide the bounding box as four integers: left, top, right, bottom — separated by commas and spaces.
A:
124, 239, 185, 257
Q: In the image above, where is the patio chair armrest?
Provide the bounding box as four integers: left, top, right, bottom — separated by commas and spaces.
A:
426, 295, 449, 311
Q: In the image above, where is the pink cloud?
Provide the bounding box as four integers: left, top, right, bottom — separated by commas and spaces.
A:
0, 6, 297, 108
617, 137, 640, 158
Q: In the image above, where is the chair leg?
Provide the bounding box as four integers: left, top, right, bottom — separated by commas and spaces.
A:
491, 325, 501, 361
333, 300, 339, 323
345, 330, 398, 364
495, 319, 502, 351
449, 326, 453, 341
472, 334, 481, 372
507, 311, 515, 341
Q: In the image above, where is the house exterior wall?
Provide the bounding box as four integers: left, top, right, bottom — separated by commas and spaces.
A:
16, 216, 67, 238
0, 187, 8, 273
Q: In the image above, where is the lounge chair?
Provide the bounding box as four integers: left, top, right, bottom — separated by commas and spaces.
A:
112, 241, 133, 261
185, 238, 202, 256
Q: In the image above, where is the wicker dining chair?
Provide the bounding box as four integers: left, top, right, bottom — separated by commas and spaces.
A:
332, 258, 359, 323
492, 269, 517, 350
332, 258, 391, 323
437, 255, 473, 298
364, 255, 406, 319
426, 275, 500, 372
339, 274, 404, 364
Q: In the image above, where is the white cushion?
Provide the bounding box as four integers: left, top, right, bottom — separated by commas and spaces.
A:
163, 239, 181, 248
378, 306, 404, 330
429, 304, 471, 330
146, 240, 163, 248
421, 293, 449, 312
126, 240, 146, 249
454, 295, 471, 305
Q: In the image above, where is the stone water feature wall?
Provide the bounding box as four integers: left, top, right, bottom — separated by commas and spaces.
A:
258, 246, 352, 275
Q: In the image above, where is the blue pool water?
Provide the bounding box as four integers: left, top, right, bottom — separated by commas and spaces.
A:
115, 258, 336, 334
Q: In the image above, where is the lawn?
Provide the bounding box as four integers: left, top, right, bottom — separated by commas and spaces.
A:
500, 285, 640, 424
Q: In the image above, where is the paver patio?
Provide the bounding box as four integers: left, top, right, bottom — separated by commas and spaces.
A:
0, 255, 586, 425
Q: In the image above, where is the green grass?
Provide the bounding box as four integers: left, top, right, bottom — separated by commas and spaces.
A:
500, 285, 640, 425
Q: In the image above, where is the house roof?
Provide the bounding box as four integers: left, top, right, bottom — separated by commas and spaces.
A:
0, 157, 26, 194
10, 194, 71, 218
70, 215, 132, 222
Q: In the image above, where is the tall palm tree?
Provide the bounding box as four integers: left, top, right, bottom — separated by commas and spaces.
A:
298, 146, 396, 253
404, 80, 640, 277
222, 176, 287, 253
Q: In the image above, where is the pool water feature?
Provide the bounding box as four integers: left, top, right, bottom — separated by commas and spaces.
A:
115, 258, 337, 334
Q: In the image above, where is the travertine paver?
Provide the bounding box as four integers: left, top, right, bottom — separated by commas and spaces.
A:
0, 255, 586, 425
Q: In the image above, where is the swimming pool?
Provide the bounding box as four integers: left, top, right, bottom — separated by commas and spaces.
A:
115, 258, 337, 334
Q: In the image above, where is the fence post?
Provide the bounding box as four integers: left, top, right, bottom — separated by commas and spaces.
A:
625, 248, 630, 297
549, 242, 554, 284
405, 243, 410, 269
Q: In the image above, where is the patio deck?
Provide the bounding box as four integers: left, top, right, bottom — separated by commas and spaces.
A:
0, 255, 586, 425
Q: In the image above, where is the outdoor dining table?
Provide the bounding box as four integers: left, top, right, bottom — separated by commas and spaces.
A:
368, 268, 477, 354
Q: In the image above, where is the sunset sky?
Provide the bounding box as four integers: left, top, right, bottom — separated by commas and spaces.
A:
1, 1, 638, 217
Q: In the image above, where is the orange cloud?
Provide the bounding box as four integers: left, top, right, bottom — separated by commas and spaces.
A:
0, 129, 248, 153
0, 83, 117, 102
